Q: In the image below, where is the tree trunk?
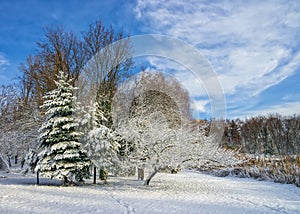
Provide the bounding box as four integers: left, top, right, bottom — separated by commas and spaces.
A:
14, 155, 18, 164
99, 167, 108, 182
144, 169, 158, 186
63, 176, 69, 186
93, 166, 97, 184
138, 167, 144, 180
7, 157, 11, 168
21, 158, 25, 168
37, 171, 39, 185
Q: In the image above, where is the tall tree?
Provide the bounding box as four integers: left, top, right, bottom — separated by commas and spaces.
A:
80, 20, 133, 102
35, 71, 90, 185
20, 28, 86, 106
20, 20, 133, 108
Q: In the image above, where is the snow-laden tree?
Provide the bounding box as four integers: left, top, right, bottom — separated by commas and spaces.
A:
79, 99, 120, 182
113, 71, 237, 185
117, 110, 236, 185
35, 71, 90, 185
0, 84, 42, 169
22, 148, 38, 174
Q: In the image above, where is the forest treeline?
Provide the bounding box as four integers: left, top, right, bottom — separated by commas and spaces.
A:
219, 114, 300, 155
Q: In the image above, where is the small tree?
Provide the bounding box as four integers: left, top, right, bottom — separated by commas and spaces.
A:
81, 101, 120, 182
35, 71, 90, 185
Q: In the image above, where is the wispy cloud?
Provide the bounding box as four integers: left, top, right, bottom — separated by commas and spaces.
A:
0, 53, 10, 85
134, 0, 300, 117
230, 101, 300, 119
190, 99, 210, 113
143, 56, 211, 114
143, 56, 207, 96
0, 53, 9, 67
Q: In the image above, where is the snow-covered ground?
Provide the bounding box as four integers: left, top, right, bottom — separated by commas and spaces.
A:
1, 170, 299, 214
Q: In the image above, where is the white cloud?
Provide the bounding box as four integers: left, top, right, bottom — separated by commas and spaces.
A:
190, 99, 209, 113
0, 53, 9, 67
231, 102, 300, 119
143, 56, 207, 97
134, 0, 300, 117
0, 53, 11, 85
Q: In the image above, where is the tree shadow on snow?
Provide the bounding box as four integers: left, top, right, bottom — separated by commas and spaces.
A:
0, 172, 61, 186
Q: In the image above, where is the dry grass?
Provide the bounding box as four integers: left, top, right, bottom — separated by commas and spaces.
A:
198, 154, 300, 187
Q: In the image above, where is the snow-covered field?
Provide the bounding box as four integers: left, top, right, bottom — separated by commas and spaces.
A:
1, 170, 299, 214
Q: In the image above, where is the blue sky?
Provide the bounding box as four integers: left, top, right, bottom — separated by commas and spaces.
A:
0, 0, 299, 119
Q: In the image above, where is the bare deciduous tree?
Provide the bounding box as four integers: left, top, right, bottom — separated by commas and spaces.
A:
78, 20, 133, 104
20, 20, 133, 107
0, 84, 42, 168
20, 28, 86, 106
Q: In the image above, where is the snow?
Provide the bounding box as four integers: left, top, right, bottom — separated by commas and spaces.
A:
1, 170, 299, 214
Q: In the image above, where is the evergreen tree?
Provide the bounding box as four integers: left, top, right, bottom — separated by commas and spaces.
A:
35, 71, 90, 185
82, 99, 120, 182
95, 91, 113, 128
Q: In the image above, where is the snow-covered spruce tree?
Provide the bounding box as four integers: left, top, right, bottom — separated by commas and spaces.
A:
80, 95, 120, 182
35, 71, 90, 185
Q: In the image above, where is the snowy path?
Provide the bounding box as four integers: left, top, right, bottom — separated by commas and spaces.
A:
1, 171, 300, 213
